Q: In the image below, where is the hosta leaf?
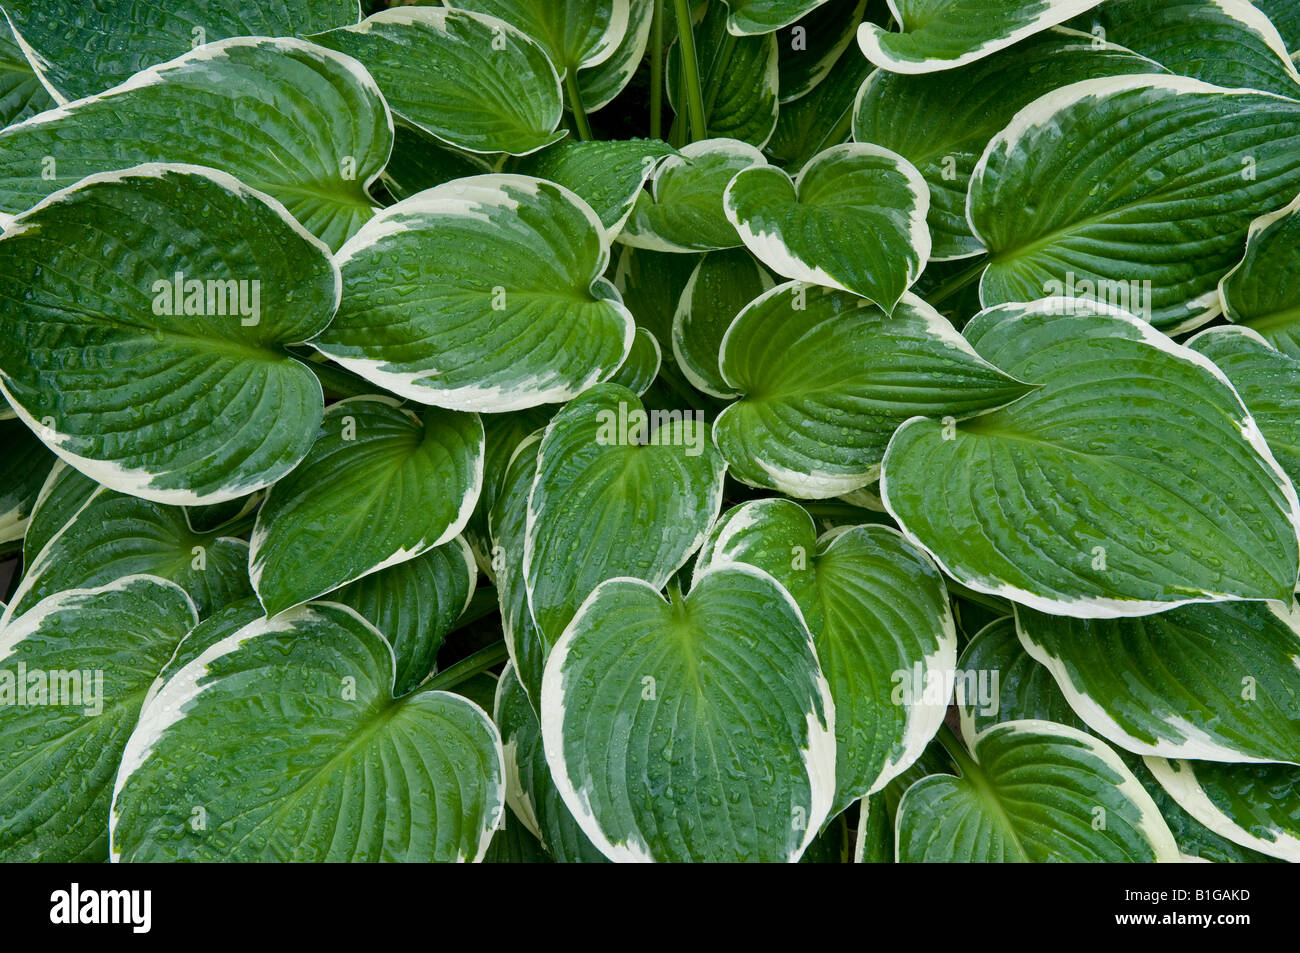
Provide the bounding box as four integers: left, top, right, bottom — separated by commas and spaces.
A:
1257, 0, 1300, 58
1068, 0, 1300, 98
312, 8, 565, 157
619, 138, 765, 252
490, 433, 548, 706
541, 565, 836, 862
110, 602, 506, 862
314, 174, 635, 412
0, 24, 51, 128
451, 0, 631, 76
0, 416, 51, 554
0, 165, 336, 504
466, 407, 553, 573
1145, 758, 1300, 861
667, 2, 779, 148
21, 462, 95, 568
379, 125, 496, 203
0, 576, 197, 862
613, 245, 702, 347
511, 138, 676, 237
765, 34, 871, 169
719, 0, 833, 35
695, 500, 956, 814
672, 248, 773, 398
1189, 326, 1300, 489
714, 284, 1033, 498
896, 721, 1178, 862
0, 37, 391, 251
495, 663, 606, 862
329, 537, 477, 696
881, 299, 1300, 615
524, 383, 726, 644
1016, 601, 1300, 763
250, 397, 484, 617
609, 327, 663, 395
724, 143, 930, 310
857, 0, 1105, 73
484, 812, 552, 862
6, 484, 251, 622
576, 0, 653, 111
1221, 194, 1300, 356
2, 0, 360, 101
852, 27, 1163, 261
970, 75, 1300, 331
776, 0, 868, 103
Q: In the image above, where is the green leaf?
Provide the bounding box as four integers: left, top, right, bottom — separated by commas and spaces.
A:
1067, 0, 1300, 98
495, 663, 607, 862
696, 500, 956, 815
541, 564, 836, 862
0, 416, 52, 554
452, 0, 631, 76
576, 0, 654, 111
466, 407, 553, 574
1016, 601, 1300, 763
329, 537, 477, 696
1220, 194, 1300, 356
896, 721, 1179, 862
21, 462, 95, 568
724, 143, 930, 310
969, 75, 1300, 331
511, 138, 676, 237
776, 0, 868, 103
2, 0, 360, 100
250, 396, 484, 617
1257, 0, 1300, 58
668, 2, 779, 148
312, 7, 566, 157
0, 165, 336, 503
6, 483, 251, 622
484, 811, 553, 862
378, 124, 496, 203
609, 327, 663, 395
619, 138, 765, 252
852, 27, 1164, 261
110, 602, 506, 862
0, 576, 197, 861
1189, 325, 1300, 491
672, 248, 773, 398
525, 383, 726, 644
0, 37, 392, 251
858, 0, 1106, 73
719, 0, 832, 35
0, 23, 52, 128
765, 32, 871, 169
1144, 758, 1300, 861
314, 174, 635, 411
881, 299, 1300, 615
613, 245, 702, 346
714, 284, 1033, 498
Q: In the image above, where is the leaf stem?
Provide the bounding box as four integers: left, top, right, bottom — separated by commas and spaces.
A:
926, 256, 987, 309
671, 0, 708, 142
650, 0, 664, 139
936, 723, 977, 778
564, 70, 593, 141
422, 640, 510, 692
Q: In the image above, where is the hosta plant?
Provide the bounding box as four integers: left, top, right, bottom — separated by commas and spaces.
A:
1, 0, 1298, 864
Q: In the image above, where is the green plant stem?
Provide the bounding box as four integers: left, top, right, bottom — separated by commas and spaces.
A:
423, 640, 509, 692
945, 579, 1013, 616
936, 723, 976, 777
650, 0, 664, 139
564, 70, 593, 141
671, 0, 708, 142
926, 256, 988, 308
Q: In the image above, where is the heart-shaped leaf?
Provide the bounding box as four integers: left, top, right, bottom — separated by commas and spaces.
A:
1016, 601, 1300, 763
466, 407, 553, 573
6, 482, 250, 623
881, 299, 1300, 615
608, 327, 663, 395
720, 0, 833, 35
110, 602, 506, 862
672, 248, 773, 398
314, 174, 635, 412
0, 165, 337, 504
1220, 195, 1300, 357
525, 383, 726, 645
0, 37, 391, 251
1144, 758, 1300, 862
0, 576, 197, 861
541, 564, 836, 862
576, 0, 653, 111
2, 0, 360, 100
896, 721, 1178, 862
619, 138, 765, 252
312, 8, 566, 157
696, 499, 956, 815
329, 537, 477, 696
714, 284, 1033, 498
858, 0, 1105, 73
852, 27, 1163, 261
724, 143, 930, 310
250, 396, 484, 617
969, 75, 1300, 331
452, 0, 631, 76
